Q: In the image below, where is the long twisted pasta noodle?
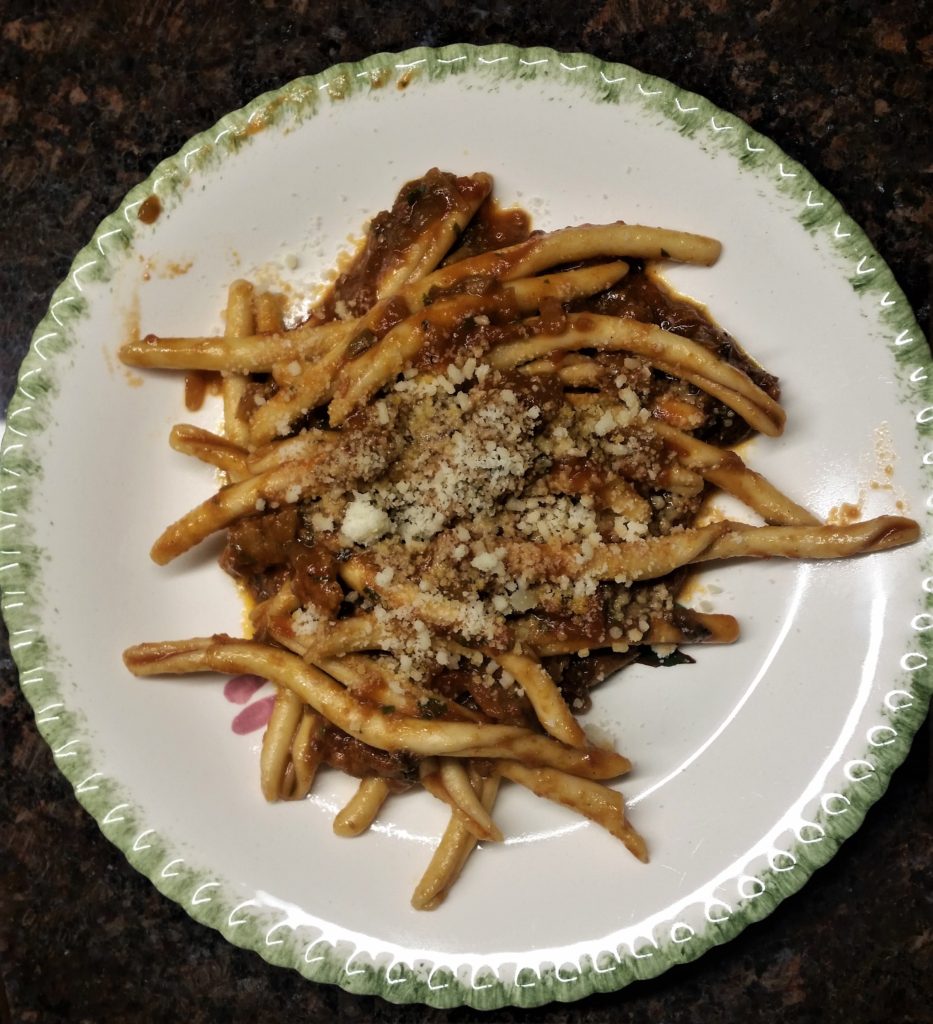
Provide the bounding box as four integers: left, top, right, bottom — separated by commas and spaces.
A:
123, 637, 632, 778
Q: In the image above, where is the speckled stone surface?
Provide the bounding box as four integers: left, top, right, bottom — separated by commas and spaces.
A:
0, 2, 930, 1022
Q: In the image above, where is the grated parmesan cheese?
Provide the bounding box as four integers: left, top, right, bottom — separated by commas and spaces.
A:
340, 494, 391, 545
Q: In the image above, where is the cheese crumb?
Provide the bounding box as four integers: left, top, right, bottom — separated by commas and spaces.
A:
593, 411, 616, 436
471, 551, 501, 573
374, 566, 395, 587
340, 494, 391, 545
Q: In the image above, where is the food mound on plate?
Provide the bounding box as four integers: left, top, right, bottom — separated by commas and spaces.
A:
120, 169, 918, 908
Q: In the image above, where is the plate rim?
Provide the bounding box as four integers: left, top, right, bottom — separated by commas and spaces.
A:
2, 41, 931, 1009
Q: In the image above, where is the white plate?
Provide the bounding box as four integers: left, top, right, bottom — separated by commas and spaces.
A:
4, 45, 931, 1009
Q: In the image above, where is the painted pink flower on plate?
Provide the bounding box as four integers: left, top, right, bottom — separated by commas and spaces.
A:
223, 674, 274, 734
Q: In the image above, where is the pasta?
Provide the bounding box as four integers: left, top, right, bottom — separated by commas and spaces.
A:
120, 169, 919, 908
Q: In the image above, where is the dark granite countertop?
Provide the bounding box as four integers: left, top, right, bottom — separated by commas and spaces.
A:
1, 2, 930, 1021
